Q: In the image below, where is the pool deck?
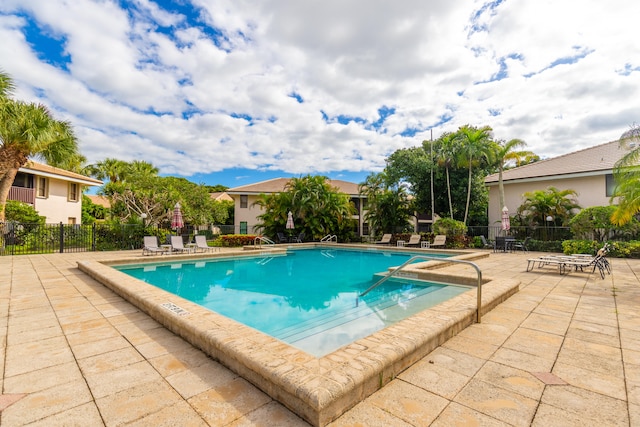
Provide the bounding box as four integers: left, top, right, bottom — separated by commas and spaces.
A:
1, 248, 639, 426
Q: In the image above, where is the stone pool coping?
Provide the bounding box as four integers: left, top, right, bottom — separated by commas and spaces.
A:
77, 244, 519, 426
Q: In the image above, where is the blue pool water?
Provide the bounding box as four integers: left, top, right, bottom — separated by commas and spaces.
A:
116, 247, 468, 356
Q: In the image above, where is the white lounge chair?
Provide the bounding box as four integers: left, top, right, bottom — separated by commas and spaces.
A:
142, 236, 168, 256
195, 235, 217, 252
375, 234, 392, 245
431, 235, 446, 248
406, 234, 422, 247
170, 235, 194, 254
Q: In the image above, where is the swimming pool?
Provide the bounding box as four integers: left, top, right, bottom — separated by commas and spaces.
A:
116, 247, 468, 356
79, 244, 519, 426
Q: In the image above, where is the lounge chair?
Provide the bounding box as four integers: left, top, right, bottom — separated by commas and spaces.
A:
431, 235, 446, 248
526, 253, 608, 278
406, 234, 422, 247
142, 236, 169, 256
195, 235, 217, 252
375, 234, 392, 245
170, 235, 194, 254
480, 235, 493, 249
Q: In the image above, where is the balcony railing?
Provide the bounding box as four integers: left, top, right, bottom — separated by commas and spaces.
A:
8, 186, 35, 204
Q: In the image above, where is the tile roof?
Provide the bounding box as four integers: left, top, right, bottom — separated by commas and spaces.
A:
21, 161, 103, 186
485, 139, 632, 184
227, 177, 361, 196
86, 195, 111, 208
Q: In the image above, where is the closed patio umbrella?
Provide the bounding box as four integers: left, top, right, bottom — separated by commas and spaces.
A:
286, 211, 295, 231
171, 202, 184, 234
501, 206, 510, 233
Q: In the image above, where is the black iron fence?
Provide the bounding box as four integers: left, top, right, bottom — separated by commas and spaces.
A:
467, 225, 573, 242
0, 222, 237, 256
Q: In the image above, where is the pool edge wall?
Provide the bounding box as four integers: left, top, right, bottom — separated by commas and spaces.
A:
77, 253, 518, 427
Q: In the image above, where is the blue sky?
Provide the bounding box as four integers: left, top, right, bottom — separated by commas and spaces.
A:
0, 0, 639, 188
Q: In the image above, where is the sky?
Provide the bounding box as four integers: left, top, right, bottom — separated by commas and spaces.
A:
1, 0, 639, 189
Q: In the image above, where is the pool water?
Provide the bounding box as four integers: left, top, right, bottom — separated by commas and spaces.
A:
117, 247, 469, 356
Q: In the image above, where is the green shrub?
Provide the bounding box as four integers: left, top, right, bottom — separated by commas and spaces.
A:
433, 218, 466, 237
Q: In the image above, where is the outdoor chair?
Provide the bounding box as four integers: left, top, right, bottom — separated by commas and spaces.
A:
293, 232, 305, 243
431, 235, 446, 248
480, 235, 493, 249
406, 234, 422, 247
142, 236, 169, 256
277, 232, 289, 243
170, 235, 194, 254
375, 234, 392, 245
195, 235, 217, 252
513, 236, 531, 252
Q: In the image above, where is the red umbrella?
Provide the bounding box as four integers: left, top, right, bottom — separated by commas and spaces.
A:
501, 206, 510, 232
171, 202, 184, 232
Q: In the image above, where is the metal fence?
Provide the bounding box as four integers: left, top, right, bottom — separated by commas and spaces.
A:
0, 222, 238, 256
467, 225, 573, 242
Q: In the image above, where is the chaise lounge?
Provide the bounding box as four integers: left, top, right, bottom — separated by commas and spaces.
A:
431, 235, 446, 248
375, 234, 392, 245
142, 236, 169, 256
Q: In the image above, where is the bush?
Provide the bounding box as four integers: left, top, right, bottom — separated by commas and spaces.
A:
220, 234, 259, 247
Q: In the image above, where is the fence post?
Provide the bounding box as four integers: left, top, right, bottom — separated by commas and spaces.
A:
59, 222, 64, 253
92, 223, 96, 251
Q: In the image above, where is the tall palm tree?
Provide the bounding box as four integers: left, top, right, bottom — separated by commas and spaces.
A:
434, 132, 459, 220
493, 138, 527, 215
456, 125, 493, 225
0, 93, 79, 221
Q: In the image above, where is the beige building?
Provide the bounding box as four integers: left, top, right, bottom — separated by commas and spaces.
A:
9, 161, 103, 224
226, 178, 366, 237
484, 140, 630, 227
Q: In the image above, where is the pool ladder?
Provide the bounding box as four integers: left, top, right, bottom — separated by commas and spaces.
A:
254, 236, 275, 248
321, 234, 338, 243
359, 255, 484, 323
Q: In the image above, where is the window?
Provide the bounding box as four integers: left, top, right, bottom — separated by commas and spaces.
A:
606, 174, 617, 197
68, 217, 76, 225
68, 182, 79, 202
36, 177, 48, 198
240, 195, 248, 208
240, 221, 247, 234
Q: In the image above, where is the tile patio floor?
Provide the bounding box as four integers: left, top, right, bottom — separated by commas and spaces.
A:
0, 248, 638, 426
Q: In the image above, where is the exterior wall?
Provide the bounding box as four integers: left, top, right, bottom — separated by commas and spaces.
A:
33, 178, 82, 224
233, 194, 265, 234
487, 174, 610, 226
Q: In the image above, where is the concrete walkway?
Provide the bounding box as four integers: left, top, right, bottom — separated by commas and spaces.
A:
0, 249, 638, 426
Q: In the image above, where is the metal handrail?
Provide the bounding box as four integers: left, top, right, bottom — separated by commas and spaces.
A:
360, 255, 484, 323
321, 234, 338, 242
254, 236, 275, 247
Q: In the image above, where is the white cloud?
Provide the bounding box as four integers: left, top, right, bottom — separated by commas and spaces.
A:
1, 0, 639, 180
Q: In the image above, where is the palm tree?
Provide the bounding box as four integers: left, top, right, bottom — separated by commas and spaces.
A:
611, 125, 640, 225
518, 187, 580, 227
434, 132, 459, 220
84, 158, 128, 183
493, 138, 527, 215
0, 89, 79, 221
456, 125, 493, 225
359, 172, 412, 235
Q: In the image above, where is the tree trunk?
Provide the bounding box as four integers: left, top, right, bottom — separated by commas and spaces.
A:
446, 167, 453, 219
0, 167, 19, 222
498, 166, 505, 217
464, 164, 472, 225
